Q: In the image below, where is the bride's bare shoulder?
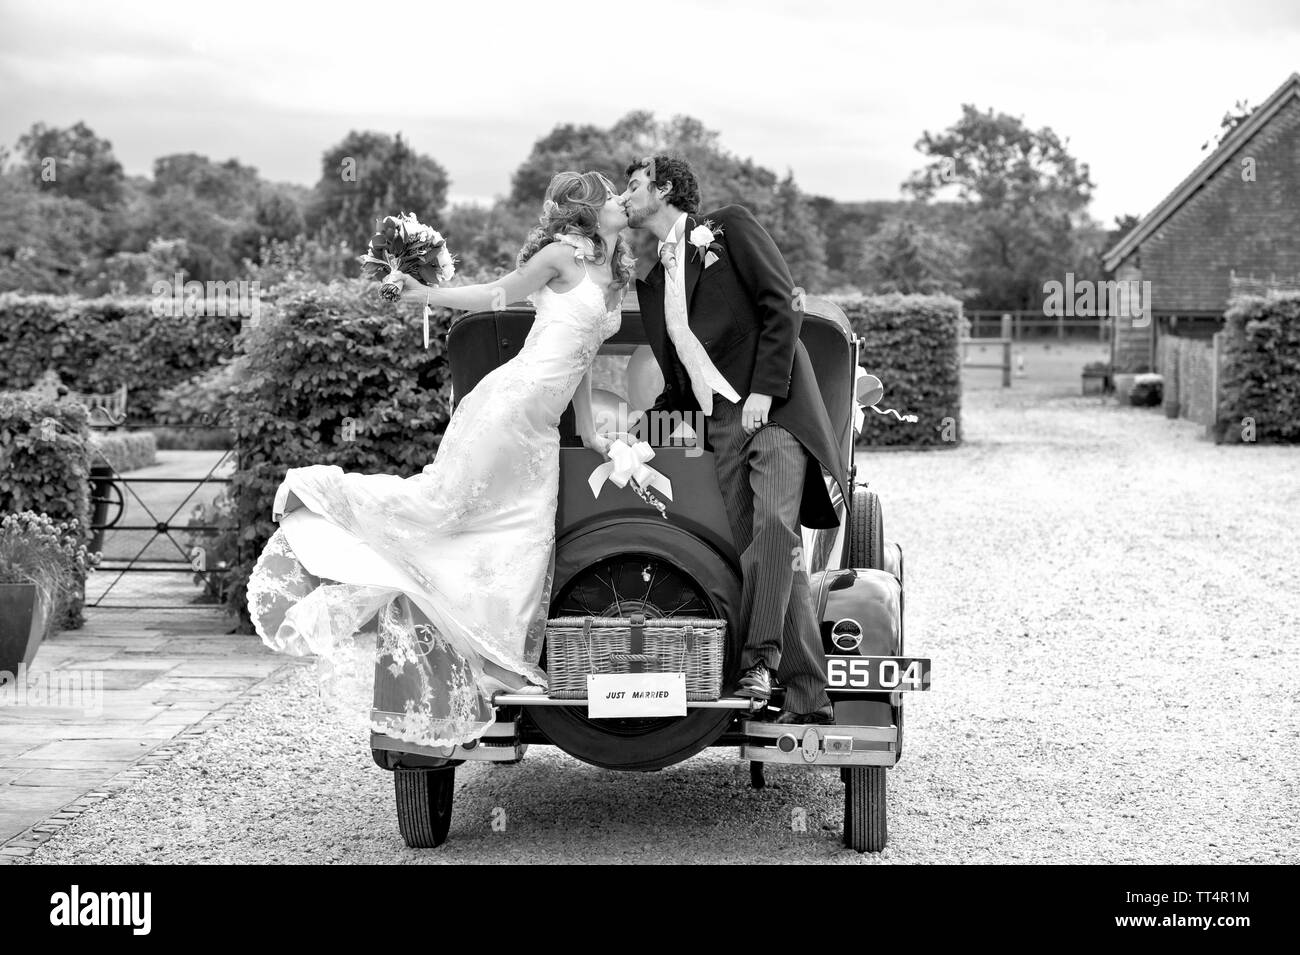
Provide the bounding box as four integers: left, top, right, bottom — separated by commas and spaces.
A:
540, 242, 590, 292
528, 241, 584, 284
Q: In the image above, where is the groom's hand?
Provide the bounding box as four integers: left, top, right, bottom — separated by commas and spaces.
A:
742, 393, 773, 435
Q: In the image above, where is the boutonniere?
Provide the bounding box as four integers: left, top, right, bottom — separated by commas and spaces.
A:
688, 220, 724, 268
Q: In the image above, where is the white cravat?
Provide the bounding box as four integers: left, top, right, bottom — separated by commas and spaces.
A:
658, 213, 741, 416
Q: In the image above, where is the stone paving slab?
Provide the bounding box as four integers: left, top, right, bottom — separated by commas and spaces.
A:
149, 677, 259, 693
15, 738, 162, 762
55, 659, 182, 671
0, 607, 287, 845
0, 788, 89, 840
12, 722, 187, 740
9, 767, 122, 788
168, 660, 282, 678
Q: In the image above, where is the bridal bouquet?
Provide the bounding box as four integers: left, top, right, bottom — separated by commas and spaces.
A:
358, 212, 456, 302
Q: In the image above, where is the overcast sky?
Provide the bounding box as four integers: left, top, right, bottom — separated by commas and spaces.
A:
1, 0, 1296, 224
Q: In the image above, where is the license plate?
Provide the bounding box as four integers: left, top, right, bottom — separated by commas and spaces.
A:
826, 655, 931, 691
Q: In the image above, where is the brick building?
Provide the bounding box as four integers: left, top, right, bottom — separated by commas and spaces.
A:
1103, 73, 1300, 375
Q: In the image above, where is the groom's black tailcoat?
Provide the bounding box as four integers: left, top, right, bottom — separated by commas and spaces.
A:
635, 204, 847, 530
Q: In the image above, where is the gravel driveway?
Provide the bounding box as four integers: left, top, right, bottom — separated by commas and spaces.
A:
16, 381, 1300, 863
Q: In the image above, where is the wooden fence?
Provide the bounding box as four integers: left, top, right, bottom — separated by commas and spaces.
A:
965, 310, 1110, 342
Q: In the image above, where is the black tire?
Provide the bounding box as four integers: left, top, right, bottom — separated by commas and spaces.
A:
847, 487, 884, 570
530, 524, 742, 771
394, 766, 455, 848
750, 761, 766, 789
843, 766, 887, 853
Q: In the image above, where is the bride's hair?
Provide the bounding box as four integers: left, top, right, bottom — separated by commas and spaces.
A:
517, 171, 635, 291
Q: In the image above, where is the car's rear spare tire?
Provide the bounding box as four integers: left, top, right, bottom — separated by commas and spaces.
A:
529, 524, 742, 772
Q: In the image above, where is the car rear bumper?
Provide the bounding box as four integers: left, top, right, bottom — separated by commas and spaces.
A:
371, 697, 900, 769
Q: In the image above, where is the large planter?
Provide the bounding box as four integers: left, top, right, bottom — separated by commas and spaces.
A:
0, 583, 51, 674
1081, 372, 1111, 395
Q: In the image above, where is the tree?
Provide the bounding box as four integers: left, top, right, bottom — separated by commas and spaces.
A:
766, 172, 828, 291
307, 131, 450, 248
1100, 213, 1143, 268
904, 105, 1096, 310
151, 153, 262, 211
112, 183, 240, 280
231, 183, 309, 265
508, 112, 830, 288
14, 121, 126, 210
441, 202, 533, 279
859, 216, 969, 296
509, 122, 623, 207
0, 172, 107, 293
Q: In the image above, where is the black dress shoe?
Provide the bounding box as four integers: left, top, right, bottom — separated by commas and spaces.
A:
773, 705, 834, 725
734, 662, 772, 701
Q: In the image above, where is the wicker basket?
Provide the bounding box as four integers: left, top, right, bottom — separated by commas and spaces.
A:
546, 612, 725, 701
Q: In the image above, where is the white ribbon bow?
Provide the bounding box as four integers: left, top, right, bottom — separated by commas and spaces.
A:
853, 365, 918, 434
587, 438, 674, 502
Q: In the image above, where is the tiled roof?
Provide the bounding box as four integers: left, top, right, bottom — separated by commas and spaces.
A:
1102, 73, 1300, 272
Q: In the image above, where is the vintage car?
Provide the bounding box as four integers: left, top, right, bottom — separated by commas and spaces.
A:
369, 293, 931, 853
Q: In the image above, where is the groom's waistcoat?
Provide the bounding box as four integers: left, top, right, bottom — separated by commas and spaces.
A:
636, 204, 847, 529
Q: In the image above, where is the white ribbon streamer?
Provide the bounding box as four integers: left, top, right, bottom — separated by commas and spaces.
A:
871, 405, 918, 423
853, 365, 919, 432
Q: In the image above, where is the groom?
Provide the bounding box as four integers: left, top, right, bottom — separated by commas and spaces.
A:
621, 155, 847, 724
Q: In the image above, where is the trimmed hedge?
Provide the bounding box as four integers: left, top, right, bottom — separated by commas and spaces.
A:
0, 392, 94, 628
218, 279, 456, 629
90, 430, 158, 472
829, 293, 964, 448
1217, 293, 1300, 443
0, 293, 240, 423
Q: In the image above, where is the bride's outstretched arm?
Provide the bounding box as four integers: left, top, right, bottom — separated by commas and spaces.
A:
401, 242, 573, 312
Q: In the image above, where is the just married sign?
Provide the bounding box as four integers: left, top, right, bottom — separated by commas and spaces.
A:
587, 672, 687, 718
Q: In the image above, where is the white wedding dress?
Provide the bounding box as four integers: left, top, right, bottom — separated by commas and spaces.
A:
247, 252, 621, 748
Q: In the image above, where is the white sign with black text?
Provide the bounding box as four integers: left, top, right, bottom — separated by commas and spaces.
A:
587, 673, 687, 718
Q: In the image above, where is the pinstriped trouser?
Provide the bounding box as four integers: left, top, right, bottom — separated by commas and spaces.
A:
706, 397, 830, 714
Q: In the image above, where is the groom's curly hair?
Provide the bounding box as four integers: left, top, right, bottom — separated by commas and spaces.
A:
625, 155, 701, 214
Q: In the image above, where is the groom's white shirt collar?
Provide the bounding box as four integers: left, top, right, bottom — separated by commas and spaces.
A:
657, 211, 689, 259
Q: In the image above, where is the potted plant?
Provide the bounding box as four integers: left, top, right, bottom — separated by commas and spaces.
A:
1081, 360, 1112, 395
1129, 372, 1165, 407
0, 512, 97, 673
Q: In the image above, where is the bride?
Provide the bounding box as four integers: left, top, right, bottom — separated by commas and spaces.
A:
247, 170, 633, 748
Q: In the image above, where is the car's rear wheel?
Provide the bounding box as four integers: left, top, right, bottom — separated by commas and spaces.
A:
394, 766, 455, 848
843, 765, 887, 852
842, 492, 892, 852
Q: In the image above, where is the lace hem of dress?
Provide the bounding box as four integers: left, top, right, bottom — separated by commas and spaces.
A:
247, 528, 502, 749
370, 710, 492, 750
